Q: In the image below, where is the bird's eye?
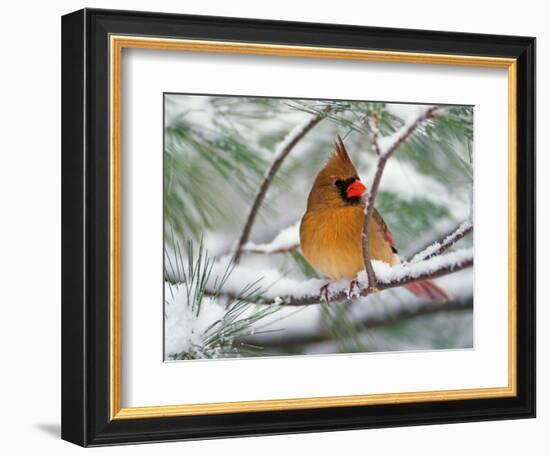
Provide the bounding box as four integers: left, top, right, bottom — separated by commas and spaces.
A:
334, 179, 343, 187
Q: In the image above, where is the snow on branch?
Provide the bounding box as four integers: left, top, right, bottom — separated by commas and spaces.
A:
207, 247, 473, 307
409, 220, 473, 263
362, 106, 439, 290
373, 248, 472, 285
241, 221, 300, 254
233, 107, 331, 264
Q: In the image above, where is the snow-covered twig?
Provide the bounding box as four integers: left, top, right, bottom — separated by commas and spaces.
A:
408, 220, 473, 263
362, 106, 439, 290
208, 247, 473, 307
241, 221, 300, 255
242, 244, 300, 255
233, 107, 331, 264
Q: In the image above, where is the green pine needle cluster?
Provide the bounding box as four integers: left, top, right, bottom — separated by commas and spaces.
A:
165, 240, 281, 360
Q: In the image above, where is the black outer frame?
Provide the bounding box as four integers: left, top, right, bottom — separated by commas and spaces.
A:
61, 8, 536, 447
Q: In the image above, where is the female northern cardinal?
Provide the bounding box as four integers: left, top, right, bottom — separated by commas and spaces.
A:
300, 137, 449, 302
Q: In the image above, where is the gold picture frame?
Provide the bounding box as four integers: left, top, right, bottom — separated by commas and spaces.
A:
110, 36, 517, 420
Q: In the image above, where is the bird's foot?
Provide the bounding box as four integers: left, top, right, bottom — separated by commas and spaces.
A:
348, 280, 360, 298
319, 284, 331, 305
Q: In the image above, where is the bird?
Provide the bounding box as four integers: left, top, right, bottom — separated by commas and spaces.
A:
299, 136, 449, 302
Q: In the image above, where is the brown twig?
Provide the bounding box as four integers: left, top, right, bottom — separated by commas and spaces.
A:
408, 221, 473, 263
361, 106, 439, 291
240, 298, 473, 348
233, 107, 331, 264
241, 243, 300, 255
369, 111, 381, 155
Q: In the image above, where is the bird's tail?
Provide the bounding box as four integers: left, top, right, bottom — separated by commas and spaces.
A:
405, 280, 450, 302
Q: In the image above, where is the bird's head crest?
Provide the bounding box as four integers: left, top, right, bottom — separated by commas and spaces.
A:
324, 136, 359, 179
335, 135, 353, 166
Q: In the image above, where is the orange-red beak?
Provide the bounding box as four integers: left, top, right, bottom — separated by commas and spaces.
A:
346, 180, 366, 198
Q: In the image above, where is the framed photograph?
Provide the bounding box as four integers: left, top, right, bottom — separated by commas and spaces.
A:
61, 8, 535, 447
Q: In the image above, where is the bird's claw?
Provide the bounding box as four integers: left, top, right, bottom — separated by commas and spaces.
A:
348, 280, 360, 298
320, 284, 330, 305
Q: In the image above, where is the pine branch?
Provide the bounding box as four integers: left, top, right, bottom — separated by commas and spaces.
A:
278, 251, 472, 306
242, 243, 300, 255
241, 298, 473, 348
233, 107, 331, 264
239, 221, 301, 255
408, 220, 473, 263
164, 240, 282, 360
206, 248, 473, 307
362, 106, 439, 290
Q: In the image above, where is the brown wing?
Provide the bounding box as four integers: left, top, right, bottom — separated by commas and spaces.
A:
368, 208, 400, 265
373, 208, 396, 248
